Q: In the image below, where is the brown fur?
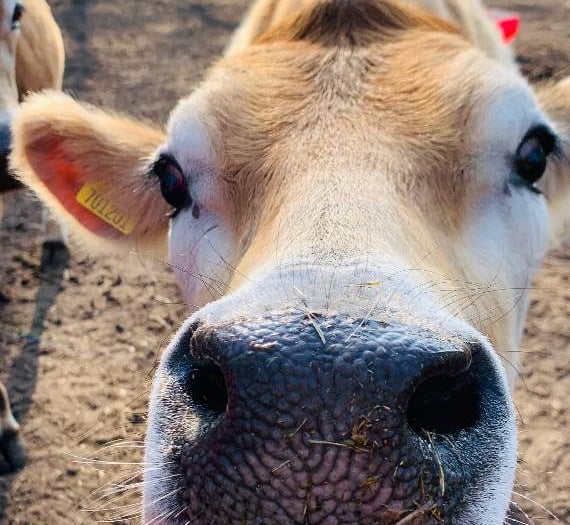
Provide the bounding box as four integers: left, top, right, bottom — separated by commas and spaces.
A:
227, 0, 513, 66
256, 0, 458, 47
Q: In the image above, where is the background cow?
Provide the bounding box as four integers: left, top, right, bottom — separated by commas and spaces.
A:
0, 0, 64, 238
0, 0, 64, 473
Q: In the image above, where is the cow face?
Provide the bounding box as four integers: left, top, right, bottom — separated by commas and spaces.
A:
10, 1, 570, 524
143, 15, 554, 524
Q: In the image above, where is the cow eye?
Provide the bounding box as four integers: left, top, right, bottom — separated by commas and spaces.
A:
12, 3, 24, 30
514, 126, 556, 190
152, 153, 191, 211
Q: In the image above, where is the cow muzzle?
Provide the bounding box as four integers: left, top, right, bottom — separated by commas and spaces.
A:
0, 124, 21, 193
145, 312, 515, 525
0, 383, 26, 474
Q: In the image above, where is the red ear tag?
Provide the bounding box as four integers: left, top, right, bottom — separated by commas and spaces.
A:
488, 9, 521, 45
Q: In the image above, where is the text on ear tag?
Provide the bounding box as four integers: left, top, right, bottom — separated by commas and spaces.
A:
76, 182, 137, 235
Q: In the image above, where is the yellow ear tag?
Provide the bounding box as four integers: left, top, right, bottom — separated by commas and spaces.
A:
76, 182, 137, 235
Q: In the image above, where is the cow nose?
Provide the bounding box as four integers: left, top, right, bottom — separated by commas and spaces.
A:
0, 124, 11, 154
0, 125, 10, 163
0, 125, 19, 192
157, 312, 512, 523
185, 324, 477, 434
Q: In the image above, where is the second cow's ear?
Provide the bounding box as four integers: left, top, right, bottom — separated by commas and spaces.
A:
11, 91, 169, 254
16, 0, 66, 97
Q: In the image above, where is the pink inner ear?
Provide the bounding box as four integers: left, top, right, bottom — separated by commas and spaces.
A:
30, 139, 120, 239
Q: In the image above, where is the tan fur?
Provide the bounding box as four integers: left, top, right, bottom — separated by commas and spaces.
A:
216, 32, 515, 355
196, 3, 495, 282
16, 0, 65, 98
12, 91, 168, 254
227, 0, 512, 66
210, 39, 475, 278
0, 0, 63, 117
404, 0, 514, 67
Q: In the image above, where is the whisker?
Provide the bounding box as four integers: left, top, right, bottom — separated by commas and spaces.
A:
142, 487, 185, 525
71, 457, 151, 466
132, 252, 225, 300
512, 491, 559, 520
91, 473, 181, 504
202, 227, 249, 283
84, 500, 142, 514
505, 518, 530, 525
509, 501, 536, 525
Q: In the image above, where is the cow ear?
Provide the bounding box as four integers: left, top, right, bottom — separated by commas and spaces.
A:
11, 91, 169, 254
536, 77, 570, 246
16, 0, 65, 97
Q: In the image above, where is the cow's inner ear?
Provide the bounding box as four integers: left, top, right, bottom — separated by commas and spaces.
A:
536, 77, 570, 245
11, 91, 169, 254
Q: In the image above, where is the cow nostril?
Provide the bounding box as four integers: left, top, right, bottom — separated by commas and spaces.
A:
189, 359, 228, 414
406, 370, 479, 435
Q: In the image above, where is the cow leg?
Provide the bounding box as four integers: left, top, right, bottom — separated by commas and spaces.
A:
42, 206, 68, 247
0, 381, 26, 473
41, 206, 69, 265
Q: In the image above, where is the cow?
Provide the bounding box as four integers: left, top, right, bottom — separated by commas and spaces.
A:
0, 0, 64, 473
9, 0, 570, 523
0, 0, 65, 236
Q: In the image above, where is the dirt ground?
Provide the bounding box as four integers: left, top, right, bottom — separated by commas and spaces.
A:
0, 0, 568, 524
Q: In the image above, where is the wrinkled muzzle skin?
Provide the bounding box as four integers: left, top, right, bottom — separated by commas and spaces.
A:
145, 268, 516, 525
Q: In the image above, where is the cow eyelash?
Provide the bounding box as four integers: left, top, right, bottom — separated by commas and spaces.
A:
12, 3, 24, 31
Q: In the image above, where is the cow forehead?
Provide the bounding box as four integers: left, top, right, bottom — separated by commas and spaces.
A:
168, 30, 537, 231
